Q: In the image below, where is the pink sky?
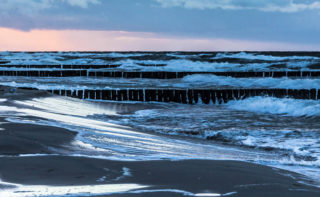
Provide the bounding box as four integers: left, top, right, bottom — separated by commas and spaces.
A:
0, 28, 318, 51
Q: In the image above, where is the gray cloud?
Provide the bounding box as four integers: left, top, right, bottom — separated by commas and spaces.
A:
156, 0, 320, 12
0, 0, 100, 15
0, 0, 319, 46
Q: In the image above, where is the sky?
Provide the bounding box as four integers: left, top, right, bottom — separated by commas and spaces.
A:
0, 0, 320, 51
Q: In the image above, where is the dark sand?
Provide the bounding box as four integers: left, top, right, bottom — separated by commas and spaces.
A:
0, 156, 319, 197
0, 117, 76, 155
0, 86, 320, 196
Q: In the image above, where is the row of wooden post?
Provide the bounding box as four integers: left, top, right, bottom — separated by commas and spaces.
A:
1, 70, 320, 78
49, 88, 320, 104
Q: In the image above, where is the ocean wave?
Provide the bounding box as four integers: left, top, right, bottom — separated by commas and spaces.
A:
204, 128, 320, 163
2, 74, 320, 90
1, 52, 320, 71
225, 97, 320, 117
182, 74, 320, 89
116, 58, 240, 71
111, 98, 320, 168
214, 52, 319, 61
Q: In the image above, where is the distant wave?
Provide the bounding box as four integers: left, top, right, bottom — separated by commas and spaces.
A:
214, 51, 319, 61
1, 51, 320, 71
2, 74, 320, 90
183, 74, 320, 89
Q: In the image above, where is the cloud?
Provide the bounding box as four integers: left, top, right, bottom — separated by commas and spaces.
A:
156, 0, 320, 12
0, 0, 100, 15
61, 0, 100, 8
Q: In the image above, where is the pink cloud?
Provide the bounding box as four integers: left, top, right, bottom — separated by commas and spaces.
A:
0, 28, 318, 51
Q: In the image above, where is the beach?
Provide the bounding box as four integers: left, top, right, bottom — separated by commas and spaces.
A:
2, 0, 320, 194
1, 156, 320, 197
0, 86, 320, 196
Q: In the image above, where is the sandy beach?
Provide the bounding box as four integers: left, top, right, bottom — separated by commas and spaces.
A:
1, 156, 320, 197
0, 86, 320, 196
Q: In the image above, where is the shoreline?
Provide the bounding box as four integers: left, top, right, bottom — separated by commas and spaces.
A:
1, 86, 320, 196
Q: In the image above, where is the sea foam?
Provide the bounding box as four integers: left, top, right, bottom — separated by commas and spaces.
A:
225, 97, 320, 117
183, 74, 320, 89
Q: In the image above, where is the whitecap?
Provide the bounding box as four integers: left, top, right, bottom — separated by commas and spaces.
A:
225, 97, 320, 117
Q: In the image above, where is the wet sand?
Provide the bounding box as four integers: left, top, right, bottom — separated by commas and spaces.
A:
0, 86, 320, 196
0, 117, 76, 155
0, 156, 320, 197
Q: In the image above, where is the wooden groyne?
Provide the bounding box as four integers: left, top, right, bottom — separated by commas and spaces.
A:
42, 88, 320, 104
0, 65, 120, 69
1, 70, 320, 78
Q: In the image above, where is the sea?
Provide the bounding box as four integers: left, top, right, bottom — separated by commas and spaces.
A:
0, 51, 319, 188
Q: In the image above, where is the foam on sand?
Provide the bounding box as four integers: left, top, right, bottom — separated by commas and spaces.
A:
15, 96, 118, 117
0, 178, 236, 197
0, 179, 148, 197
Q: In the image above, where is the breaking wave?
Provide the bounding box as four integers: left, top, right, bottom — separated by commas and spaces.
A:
225, 97, 320, 117
1, 51, 320, 71
183, 74, 320, 89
